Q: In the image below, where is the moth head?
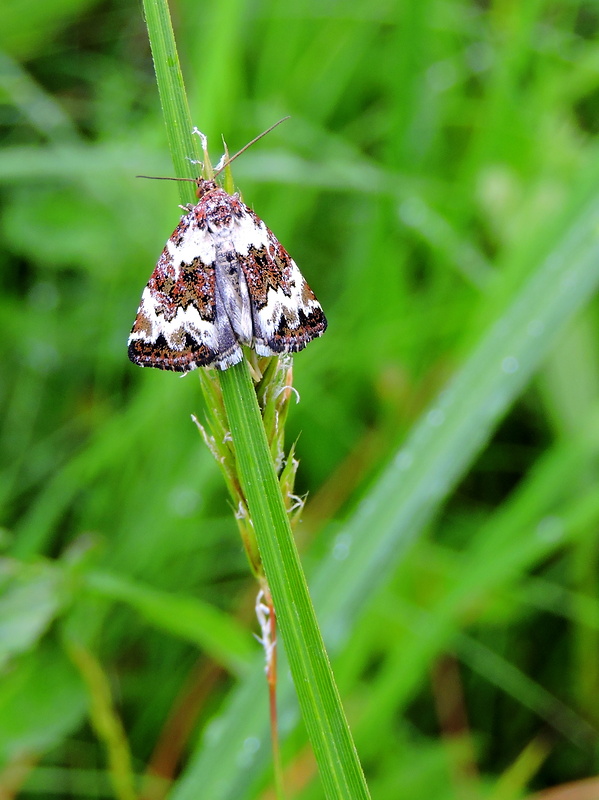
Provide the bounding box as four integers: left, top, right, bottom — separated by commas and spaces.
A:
194, 178, 218, 200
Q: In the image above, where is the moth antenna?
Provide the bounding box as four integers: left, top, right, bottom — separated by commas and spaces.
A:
213, 116, 290, 177
136, 117, 289, 184
136, 175, 199, 182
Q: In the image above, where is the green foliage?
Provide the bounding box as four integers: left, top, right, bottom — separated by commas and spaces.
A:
2, 0, 599, 798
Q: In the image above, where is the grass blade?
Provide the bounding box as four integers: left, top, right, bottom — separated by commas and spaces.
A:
219, 362, 370, 799
141, 0, 370, 795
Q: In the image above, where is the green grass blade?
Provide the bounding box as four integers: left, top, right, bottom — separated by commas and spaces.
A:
219, 361, 370, 799
142, 0, 201, 190
141, 1, 370, 796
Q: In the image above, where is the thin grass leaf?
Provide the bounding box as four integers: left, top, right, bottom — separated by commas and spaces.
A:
84, 571, 254, 675
65, 642, 136, 800
220, 362, 370, 799
142, 0, 202, 185
141, 0, 370, 796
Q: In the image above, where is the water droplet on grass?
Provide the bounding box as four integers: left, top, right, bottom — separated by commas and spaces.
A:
237, 737, 261, 767
168, 486, 201, 517
501, 356, 519, 374
395, 450, 413, 471
333, 533, 352, 561
527, 320, 544, 338
427, 408, 445, 427
536, 516, 564, 543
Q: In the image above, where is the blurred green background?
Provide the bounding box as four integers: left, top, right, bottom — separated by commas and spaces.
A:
2, 0, 599, 798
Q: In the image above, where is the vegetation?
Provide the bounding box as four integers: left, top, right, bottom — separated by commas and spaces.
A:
1, 1, 599, 798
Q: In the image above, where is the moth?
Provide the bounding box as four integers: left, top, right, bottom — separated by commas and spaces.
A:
128, 128, 327, 372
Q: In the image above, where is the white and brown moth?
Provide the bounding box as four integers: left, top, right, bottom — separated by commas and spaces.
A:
128, 131, 327, 372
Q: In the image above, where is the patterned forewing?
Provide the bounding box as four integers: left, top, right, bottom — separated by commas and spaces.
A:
128, 212, 242, 370
128, 183, 326, 372
232, 207, 327, 355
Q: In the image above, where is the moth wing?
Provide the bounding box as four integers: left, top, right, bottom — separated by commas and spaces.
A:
128, 214, 243, 372
231, 209, 327, 356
